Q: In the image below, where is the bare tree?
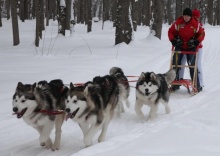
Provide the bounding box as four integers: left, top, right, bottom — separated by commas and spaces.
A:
6, 0, 10, 20
0, 0, 2, 27
65, 0, 71, 30
11, 0, 20, 45
58, 0, 66, 35
87, 0, 92, 32
217, 0, 220, 25
115, 0, 132, 45
35, 0, 40, 47
207, 0, 214, 25
176, 0, 183, 19
131, 0, 138, 31
142, 0, 151, 26
167, 0, 174, 25
151, 0, 164, 39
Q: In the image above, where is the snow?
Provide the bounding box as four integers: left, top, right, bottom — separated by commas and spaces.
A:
0, 19, 220, 156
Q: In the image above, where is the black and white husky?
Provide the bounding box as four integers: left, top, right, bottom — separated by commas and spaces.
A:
65, 75, 119, 147
135, 69, 176, 120
109, 67, 130, 115
12, 79, 68, 150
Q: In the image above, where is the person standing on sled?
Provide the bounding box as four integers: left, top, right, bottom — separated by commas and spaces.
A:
168, 8, 205, 92
178, 9, 205, 92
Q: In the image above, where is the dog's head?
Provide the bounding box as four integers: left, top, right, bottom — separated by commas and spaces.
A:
13, 82, 37, 118
65, 82, 87, 121
137, 72, 160, 96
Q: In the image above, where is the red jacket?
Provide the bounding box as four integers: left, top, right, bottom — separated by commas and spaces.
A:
168, 16, 205, 50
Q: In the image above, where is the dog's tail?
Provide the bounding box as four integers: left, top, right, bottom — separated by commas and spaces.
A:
164, 69, 176, 84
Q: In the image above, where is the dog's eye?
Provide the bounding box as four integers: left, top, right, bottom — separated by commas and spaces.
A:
66, 100, 69, 103
149, 84, 152, 87
74, 100, 77, 103
21, 100, 26, 103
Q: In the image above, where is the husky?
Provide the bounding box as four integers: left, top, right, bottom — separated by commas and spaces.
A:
12, 79, 68, 150
109, 67, 130, 115
135, 69, 176, 120
65, 76, 119, 147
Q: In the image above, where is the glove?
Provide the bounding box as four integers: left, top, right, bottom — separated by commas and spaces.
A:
171, 37, 183, 47
187, 38, 199, 48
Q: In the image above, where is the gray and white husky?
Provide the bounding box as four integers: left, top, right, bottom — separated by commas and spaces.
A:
12, 79, 68, 150
135, 69, 176, 120
109, 67, 130, 115
65, 75, 119, 147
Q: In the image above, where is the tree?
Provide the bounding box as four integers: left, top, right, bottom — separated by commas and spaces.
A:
35, 0, 40, 47
87, 0, 92, 32
207, 0, 214, 25
151, 0, 164, 39
0, 0, 2, 27
131, 0, 138, 31
176, 0, 183, 20
167, 0, 174, 25
58, 0, 66, 35
115, 0, 132, 45
11, 0, 20, 45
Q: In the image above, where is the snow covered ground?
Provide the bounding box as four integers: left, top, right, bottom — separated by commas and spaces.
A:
0, 19, 220, 156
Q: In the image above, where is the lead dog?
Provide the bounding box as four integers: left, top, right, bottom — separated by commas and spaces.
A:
135, 69, 176, 120
12, 79, 68, 150
65, 75, 119, 147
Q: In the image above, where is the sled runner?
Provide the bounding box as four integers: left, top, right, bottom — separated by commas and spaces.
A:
170, 50, 198, 94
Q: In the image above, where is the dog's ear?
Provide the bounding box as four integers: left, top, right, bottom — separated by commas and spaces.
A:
150, 72, 157, 81
139, 72, 145, 80
32, 83, 36, 90
70, 82, 74, 90
16, 82, 24, 92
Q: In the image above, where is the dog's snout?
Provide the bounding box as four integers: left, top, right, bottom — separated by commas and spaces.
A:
13, 107, 18, 112
145, 89, 149, 93
65, 108, 70, 113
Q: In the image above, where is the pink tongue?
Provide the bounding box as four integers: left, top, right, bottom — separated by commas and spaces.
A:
65, 113, 71, 121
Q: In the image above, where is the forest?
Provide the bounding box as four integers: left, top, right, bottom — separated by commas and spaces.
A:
0, 0, 220, 46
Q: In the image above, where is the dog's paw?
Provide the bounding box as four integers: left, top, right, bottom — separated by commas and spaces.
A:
44, 138, 53, 149
52, 142, 61, 151
98, 135, 105, 143
84, 137, 92, 147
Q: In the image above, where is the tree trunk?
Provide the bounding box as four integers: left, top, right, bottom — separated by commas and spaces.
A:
20, 0, 25, 22
32, 0, 36, 19
7, 0, 11, 20
35, 0, 40, 47
39, 0, 45, 32
11, 0, 20, 45
167, 0, 173, 25
0, 0, 2, 27
142, 0, 151, 26
131, 0, 138, 31
65, 0, 71, 30
176, 0, 183, 20
112, 0, 117, 27
115, 0, 132, 45
58, 0, 66, 35
207, 0, 214, 25
217, 0, 220, 25
87, 0, 92, 32
152, 0, 164, 39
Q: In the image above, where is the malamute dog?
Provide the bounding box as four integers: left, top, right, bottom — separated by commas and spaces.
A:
12, 79, 68, 150
135, 69, 176, 120
65, 76, 119, 147
109, 67, 130, 114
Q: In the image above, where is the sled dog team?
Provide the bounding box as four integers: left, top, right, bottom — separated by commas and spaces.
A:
12, 67, 176, 150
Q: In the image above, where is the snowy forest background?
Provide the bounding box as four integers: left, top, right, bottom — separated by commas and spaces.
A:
1, 0, 220, 47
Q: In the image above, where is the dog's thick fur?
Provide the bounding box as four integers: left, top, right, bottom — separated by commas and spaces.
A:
65, 75, 119, 147
109, 67, 130, 115
135, 69, 176, 120
12, 79, 68, 150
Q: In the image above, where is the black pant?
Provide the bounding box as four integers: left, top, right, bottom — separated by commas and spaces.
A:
172, 47, 200, 89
